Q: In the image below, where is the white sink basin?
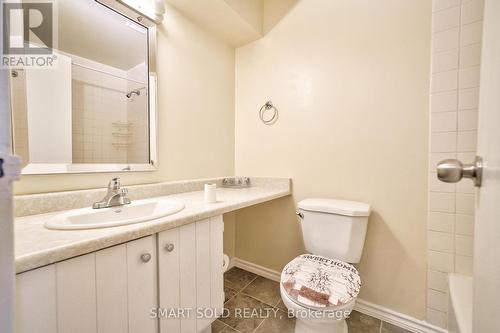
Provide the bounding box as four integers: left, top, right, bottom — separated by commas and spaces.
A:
45, 199, 185, 230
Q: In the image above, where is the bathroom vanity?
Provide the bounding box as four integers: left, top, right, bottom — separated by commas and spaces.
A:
14, 177, 290, 333
17, 217, 223, 333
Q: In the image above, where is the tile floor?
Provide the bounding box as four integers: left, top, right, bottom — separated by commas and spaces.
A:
212, 267, 412, 333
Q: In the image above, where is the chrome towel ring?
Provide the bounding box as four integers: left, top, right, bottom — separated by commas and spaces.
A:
259, 101, 279, 125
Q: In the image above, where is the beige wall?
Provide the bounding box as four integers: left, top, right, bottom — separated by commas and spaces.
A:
234, 0, 431, 319
13, 0, 433, 321
223, 211, 237, 259
14, 4, 235, 195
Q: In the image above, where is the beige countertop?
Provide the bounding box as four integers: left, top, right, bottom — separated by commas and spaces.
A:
15, 182, 290, 274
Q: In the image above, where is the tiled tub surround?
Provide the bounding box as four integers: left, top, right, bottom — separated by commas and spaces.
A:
428, 0, 483, 328
71, 55, 149, 164
14, 177, 290, 273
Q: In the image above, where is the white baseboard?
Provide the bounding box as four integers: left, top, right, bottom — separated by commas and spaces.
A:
230, 257, 447, 333
227, 257, 237, 271
231, 257, 281, 282
355, 299, 447, 333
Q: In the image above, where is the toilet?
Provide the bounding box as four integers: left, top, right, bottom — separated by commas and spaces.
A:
280, 198, 371, 333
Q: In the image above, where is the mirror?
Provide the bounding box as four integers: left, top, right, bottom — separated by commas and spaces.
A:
9, 0, 157, 174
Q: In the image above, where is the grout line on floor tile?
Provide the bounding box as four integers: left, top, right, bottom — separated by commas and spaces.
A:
217, 319, 242, 333
242, 293, 275, 308
224, 294, 237, 305
273, 296, 282, 308
240, 291, 278, 308
252, 316, 267, 333
224, 286, 238, 305
239, 275, 259, 293
226, 285, 237, 292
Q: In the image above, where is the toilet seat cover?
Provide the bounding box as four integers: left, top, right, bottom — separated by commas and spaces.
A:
281, 254, 361, 309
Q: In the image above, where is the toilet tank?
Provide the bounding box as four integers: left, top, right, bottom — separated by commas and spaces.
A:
297, 198, 371, 263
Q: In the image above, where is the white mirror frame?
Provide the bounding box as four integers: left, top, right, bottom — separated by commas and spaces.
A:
12, 0, 159, 175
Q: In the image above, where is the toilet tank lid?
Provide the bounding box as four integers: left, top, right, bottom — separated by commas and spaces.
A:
298, 198, 371, 217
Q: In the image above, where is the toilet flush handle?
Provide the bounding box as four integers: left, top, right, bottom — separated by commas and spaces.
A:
296, 211, 304, 219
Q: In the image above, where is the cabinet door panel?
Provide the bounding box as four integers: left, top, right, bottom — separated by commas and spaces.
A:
127, 235, 158, 333
158, 227, 181, 333
16, 265, 57, 333
210, 216, 224, 313
158, 215, 226, 333
179, 223, 197, 333
196, 219, 212, 331
56, 253, 97, 333
96, 244, 128, 333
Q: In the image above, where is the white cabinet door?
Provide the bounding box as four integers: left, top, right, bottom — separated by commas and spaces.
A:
56, 253, 97, 333
158, 216, 224, 333
126, 236, 158, 333
209, 216, 224, 315
17, 235, 158, 333
16, 265, 57, 333
196, 219, 212, 331
16, 256, 98, 333
95, 237, 158, 333
158, 227, 181, 333
96, 244, 128, 333
179, 222, 197, 333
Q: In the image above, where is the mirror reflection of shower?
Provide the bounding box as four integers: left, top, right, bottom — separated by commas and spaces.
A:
126, 87, 146, 100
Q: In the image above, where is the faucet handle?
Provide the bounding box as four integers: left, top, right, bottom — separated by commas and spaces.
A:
108, 177, 121, 190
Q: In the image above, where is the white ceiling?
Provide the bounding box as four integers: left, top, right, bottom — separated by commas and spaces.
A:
57, 0, 148, 70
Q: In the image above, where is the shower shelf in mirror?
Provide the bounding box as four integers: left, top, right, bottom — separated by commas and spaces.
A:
112, 122, 133, 127
112, 132, 133, 137
112, 143, 131, 148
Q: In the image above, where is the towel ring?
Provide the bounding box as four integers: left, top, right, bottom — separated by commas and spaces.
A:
259, 101, 279, 125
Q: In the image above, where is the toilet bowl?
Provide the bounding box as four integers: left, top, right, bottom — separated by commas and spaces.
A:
280, 284, 354, 333
280, 199, 371, 333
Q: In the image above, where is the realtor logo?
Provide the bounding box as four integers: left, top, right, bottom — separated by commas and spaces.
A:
2, 1, 57, 68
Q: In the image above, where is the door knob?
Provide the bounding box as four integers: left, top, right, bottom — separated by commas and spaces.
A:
437, 156, 482, 187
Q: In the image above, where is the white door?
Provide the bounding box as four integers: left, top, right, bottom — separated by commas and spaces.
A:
472, 0, 500, 332
0, 69, 21, 332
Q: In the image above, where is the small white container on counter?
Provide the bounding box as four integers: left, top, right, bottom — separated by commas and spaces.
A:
204, 183, 217, 203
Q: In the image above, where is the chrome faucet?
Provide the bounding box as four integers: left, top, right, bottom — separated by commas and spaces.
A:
93, 178, 131, 209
